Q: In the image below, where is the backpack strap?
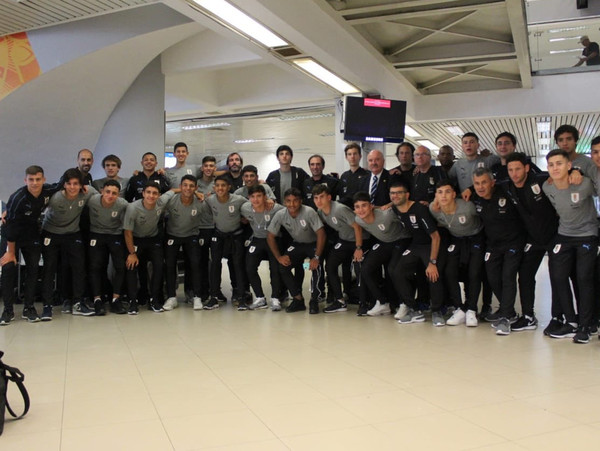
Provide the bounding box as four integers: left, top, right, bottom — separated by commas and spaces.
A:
2, 363, 30, 419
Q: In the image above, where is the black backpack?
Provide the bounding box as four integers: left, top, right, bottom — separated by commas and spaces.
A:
0, 351, 30, 435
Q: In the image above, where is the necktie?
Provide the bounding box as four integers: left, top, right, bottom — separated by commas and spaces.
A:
370, 175, 378, 203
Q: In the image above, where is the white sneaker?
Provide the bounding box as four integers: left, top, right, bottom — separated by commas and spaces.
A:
193, 297, 203, 310
446, 309, 466, 326
271, 298, 281, 311
250, 297, 268, 310
163, 297, 178, 311
394, 303, 409, 320
466, 309, 478, 327
367, 301, 391, 316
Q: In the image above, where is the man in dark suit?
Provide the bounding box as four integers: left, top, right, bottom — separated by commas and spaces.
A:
360, 150, 391, 206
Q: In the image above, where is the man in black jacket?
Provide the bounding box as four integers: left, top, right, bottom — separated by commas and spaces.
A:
266, 145, 309, 204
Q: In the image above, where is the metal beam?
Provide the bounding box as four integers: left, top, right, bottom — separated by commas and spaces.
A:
469, 69, 521, 82
388, 41, 515, 65
392, 20, 513, 45
346, 1, 504, 25
393, 55, 516, 70
505, 0, 532, 88
336, 0, 464, 16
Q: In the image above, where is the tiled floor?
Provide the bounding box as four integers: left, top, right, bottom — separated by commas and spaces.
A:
2, 260, 600, 450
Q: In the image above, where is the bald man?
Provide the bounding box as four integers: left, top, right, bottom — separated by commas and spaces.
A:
77, 149, 94, 186
359, 150, 391, 206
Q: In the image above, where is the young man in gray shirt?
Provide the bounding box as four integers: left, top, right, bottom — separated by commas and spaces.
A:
242, 184, 285, 311
267, 188, 326, 314
87, 179, 129, 315
123, 183, 175, 314
164, 142, 201, 188
92, 154, 129, 197
543, 149, 598, 343
234, 165, 276, 200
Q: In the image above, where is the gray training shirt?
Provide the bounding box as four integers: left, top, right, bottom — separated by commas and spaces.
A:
92, 177, 129, 197
165, 164, 200, 187
268, 205, 323, 243
87, 195, 128, 235
355, 208, 409, 243
318, 201, 365, 242
42, 186, 98, 234
241, 202, 285, 239
165, 194, 205, 237
429, 199, 483, 238
205, 193, 248, 233
448, 155, 500, 192
234, 183, 276, 200
543, 177, 598, 237
123, 191, 175, 238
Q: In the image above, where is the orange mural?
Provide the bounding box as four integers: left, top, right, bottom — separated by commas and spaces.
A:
0, 32, 42, 101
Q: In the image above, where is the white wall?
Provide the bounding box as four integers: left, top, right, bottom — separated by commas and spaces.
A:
526, 0, 600, 23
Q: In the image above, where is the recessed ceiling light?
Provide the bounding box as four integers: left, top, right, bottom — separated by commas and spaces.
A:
191, 0, 288, 48
182, 122, 231, 130
278, 113, 334, 121
234, 138, 275, 144
417, 140, 439, 150
404, 126, 420, 137
292, 58, 360, 94
446, 126, 464, 136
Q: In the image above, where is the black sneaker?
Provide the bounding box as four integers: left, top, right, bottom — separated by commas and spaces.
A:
150, 301, 164, 313
543, 318, 563, 336
237, 301, 249, 311
73, 301, 96, 316
324, 300, 348, 313
549, 323, 577, 339
0, 309, 15, 326
216, 292, 227, 303
511, 315, 538, 331
483, 309, 501, 322
40, 305, 53, 321
128, 300, 139, 315
309, 299, 319, 314
94, 298, 106, 316
203, 297, 220, 310
357, 303, 370, 316
573, 326, 590, 344
589, 323, 598, 335
61, 300, 72, 314
286, 298, 306, 313
22, 306, 40, 323
110, 299, 128, 315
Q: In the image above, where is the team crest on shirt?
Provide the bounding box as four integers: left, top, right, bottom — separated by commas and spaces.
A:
525, 243, 532, 252
44, 196, 49, 205
373, 244, 380, 250
458, 215, 466, 224
410, 215, 416, 224
403, 249, 411, 256
249, 246, 256, 253
229, 205, 235, 213
335, 243, 342, 249
167, 239, 174, 246
287, 246, 295, 252
300, 220, 307, 227
477, 162, 485, 168
245, 240, 251, 247
498, 198, 506, 207
332, 217, 338, 225
187, 169, 193, 175
531, 184, 541, 195
484, 252, 491, 261
156, 208, 162, 215
264, 214, 270, 221
199, 239, 204, 246
448, 244, 455, 252
78, 200, 84, 207
553, 244, 561, 254
111, 211, 118, 217
378, 224, 385, 231
571, 192, 580, 203
90, 239, 96, 247
191, 209, 197, 216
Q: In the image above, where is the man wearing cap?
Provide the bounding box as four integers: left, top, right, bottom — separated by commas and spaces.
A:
574, 35, 600, 67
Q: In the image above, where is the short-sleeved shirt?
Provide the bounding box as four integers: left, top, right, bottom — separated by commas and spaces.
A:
543, 177, 598, 237
197, 177, 215, 195
241, 203, 285, 239
205, 194, 248, 233
355, 209, 409, 243
165, 164, 200, 187
42, 187, 98, 234
429, 199, 483, 238
448, 155, 500, 192
165, 194, 205, 237
571, 154, 596, 179
92, 177, 129, 197
87, 195, 128, 235
268, 205, 323, 243
234, 183, 276, 201
123, 191, 175, 238
393, 202, 437, 245
318, 201, 362, 242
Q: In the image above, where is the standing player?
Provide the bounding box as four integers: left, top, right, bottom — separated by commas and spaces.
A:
266, 145, 309, 204
92, 155, 129, 197
339, 143, 369, 208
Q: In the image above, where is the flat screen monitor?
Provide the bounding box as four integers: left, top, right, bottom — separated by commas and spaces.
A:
343, 96, 407, 143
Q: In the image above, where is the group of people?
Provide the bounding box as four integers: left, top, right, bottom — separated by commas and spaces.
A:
1, 125, 600, 344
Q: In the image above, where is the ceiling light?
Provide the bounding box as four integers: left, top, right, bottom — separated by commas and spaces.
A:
404, 126, 420, 137
182, 122, 231, 130
417, 140, 439, 150
278, 113, 334, 121
538, 138, 550, 146
446, 126, 464, 136
191, 0, 288, 48
549, 49, 581, 54
536, 121, 551, 133
548, 26, 587, 33
548, 37, 582, 42
292, 58, 360, 94
234, 138, 275, 144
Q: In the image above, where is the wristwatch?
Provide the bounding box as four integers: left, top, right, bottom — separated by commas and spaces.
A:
429, 258, 437, 265
355, 245, 362, 250
313, 255, 320, 261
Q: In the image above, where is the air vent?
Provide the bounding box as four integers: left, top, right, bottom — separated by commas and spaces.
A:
274, 46, 304, 58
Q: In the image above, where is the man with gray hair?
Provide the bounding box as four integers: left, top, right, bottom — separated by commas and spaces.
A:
410, 145, 444, 205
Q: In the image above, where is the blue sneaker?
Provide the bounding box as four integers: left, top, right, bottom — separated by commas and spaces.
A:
40, 305, 53, 321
